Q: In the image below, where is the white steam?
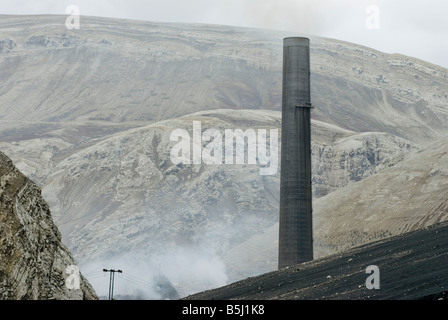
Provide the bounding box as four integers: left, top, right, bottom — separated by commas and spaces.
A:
80, 246, 228, 300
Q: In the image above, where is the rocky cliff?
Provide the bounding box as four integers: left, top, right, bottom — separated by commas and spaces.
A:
0, 151, 97, 300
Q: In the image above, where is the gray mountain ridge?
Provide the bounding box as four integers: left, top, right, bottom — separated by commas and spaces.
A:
0, 15, 447, 298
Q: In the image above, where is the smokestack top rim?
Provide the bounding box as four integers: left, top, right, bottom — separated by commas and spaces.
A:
283, 37, 309, 47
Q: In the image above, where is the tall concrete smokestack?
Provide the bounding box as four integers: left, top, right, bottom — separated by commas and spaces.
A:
278, 37, 313, 269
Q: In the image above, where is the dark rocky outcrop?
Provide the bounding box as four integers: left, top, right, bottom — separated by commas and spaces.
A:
0, 151, 97, 300
0, 39, 16, 52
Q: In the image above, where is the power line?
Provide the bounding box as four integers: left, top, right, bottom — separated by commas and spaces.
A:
103, 269, 122, 300
119, 272, 175, 296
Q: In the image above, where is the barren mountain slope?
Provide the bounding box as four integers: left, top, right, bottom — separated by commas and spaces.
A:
313, 136, 448, 256
23, 109, 418, 296
41, 110, 418, 255
222, 137, 448, 282
1, 15, 448, 145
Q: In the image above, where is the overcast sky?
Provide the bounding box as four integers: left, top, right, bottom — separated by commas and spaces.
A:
1, 0, 447, 68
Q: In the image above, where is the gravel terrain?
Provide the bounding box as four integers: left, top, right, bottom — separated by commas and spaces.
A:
186, 221, 448, 300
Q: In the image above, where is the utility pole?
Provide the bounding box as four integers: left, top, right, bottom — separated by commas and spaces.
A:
103, 269, 122, 300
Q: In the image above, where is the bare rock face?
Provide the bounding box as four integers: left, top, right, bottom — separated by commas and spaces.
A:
313, 136, 448, 257
34, 111, 417, 261
311, 120, 421, 197
0, 151, 97, 300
